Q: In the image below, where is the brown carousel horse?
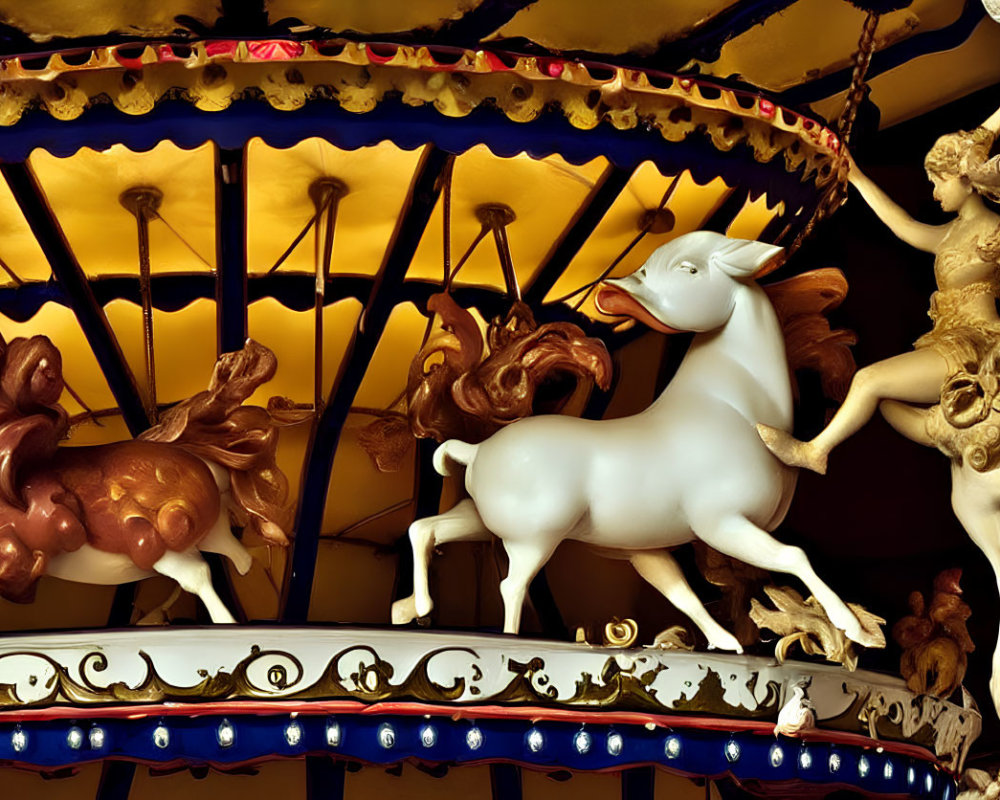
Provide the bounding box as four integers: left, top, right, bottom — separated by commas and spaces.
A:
0, 335, 292, 622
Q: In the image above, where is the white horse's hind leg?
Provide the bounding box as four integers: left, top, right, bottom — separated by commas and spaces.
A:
696, 515, 874, 646
500, 539, 559, 635
197, 500, 253, 575
152, 549, 236, 624
394, 498, 491, 624
628, 549, 742, 653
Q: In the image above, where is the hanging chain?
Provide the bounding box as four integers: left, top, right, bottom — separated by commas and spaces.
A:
838, 10, 880, 151
783, 10, 880, 261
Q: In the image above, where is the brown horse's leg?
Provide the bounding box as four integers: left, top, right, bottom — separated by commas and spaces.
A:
152, 548, 236, 623
197, 505, 253, 574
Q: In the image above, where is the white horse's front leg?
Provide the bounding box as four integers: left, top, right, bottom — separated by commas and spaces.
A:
152, 549, 236, 624
628, 549, 742, 652
696, 514, 875, 647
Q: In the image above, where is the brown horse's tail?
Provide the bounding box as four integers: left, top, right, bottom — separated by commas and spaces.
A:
763, 268, 857, 403
139, 340, 294, 547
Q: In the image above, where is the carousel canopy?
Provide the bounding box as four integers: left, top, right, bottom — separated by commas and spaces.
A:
0, 1, 995, 799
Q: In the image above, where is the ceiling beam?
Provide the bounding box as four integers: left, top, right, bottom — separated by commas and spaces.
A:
216, 146, 249, 355
701, 186, 751, 234
280, 146, 452, 623
1, 160, 252, 626
524, 165, 632, 306
0, 161, 150, 436
779, 0, 985, 108
645, 0, 799, 71
434, 0, 540, 45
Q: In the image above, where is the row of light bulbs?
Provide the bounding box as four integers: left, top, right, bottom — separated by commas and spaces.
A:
4, 720, 655, 758
2, 719, 947, 796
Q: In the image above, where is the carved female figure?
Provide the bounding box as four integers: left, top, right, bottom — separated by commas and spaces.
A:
758, 106, 1000, 710
758, 106, 1000, 473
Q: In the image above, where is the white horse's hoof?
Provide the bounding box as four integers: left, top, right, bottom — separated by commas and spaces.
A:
414, 595, 434, 619
391, 596, 418, 625
233, 551, 254, 576
706, 631, 744, 653
840, 615, 881, 648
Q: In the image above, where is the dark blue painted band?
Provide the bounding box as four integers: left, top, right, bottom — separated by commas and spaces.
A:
0, 713, 954, 800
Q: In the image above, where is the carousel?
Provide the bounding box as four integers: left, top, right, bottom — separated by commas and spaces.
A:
0, 1, 997, 798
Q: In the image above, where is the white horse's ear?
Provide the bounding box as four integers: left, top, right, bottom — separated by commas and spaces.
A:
711, 239, 784, 278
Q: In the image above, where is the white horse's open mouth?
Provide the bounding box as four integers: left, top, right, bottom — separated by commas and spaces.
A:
595, 282, 681, 334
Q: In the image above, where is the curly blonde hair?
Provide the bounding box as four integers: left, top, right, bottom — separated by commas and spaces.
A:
925, 126, 1000, 202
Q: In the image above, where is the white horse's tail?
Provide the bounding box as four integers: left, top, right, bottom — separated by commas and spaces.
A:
433, 440, 479, 476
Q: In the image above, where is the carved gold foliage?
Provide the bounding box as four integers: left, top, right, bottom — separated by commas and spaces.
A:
763, 268, 857, 403
362, 295, 612, 469
893, 568, 974, 699
651, 625, 695, 651
0, 645, 477, 707
603, 618, 639, 648
927, 341, 1000, 472
750, 586, 885, 671
574, 617, 640, 648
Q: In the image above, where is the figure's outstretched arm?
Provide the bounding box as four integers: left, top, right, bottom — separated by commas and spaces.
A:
980, 104, 1000, 136
847, 156, 948, 253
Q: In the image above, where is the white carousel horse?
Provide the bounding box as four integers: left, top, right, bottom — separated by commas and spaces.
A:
393, 230, 872, 649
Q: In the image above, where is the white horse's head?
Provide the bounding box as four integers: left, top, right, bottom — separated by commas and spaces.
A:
596, 231, 783, 333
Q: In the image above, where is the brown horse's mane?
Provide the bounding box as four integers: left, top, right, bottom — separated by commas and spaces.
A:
763, 267, 857, 404
139, 340, 294, 546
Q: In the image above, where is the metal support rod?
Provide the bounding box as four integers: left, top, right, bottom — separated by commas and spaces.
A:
622, 766, 655, 800
525, 165, 632, 305
490, 763, 523, 800
95, 761, 136, 800
0, 161, 150, 436
121, 186, 163, 422
310, 178, 348, 414
280, 147, 452, 623
306, 756, 345, 800
493, 223, 520, 302
476, 203, 519, 300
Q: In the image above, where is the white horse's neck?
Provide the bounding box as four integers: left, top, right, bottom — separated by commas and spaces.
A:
650, 282, 793, 429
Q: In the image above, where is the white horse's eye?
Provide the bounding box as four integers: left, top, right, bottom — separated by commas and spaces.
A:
678, 261, 698, 274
